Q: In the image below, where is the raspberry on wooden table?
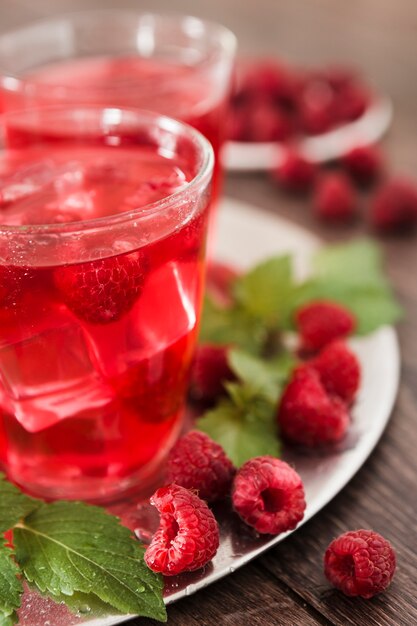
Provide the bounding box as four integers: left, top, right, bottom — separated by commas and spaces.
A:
144, 484, 220, 576
166, 431, 235, 502
277, 366, 350, 447
342, 144, 384, 185
313, 172, 357, 222
272, 149, 318, 192
232, 456, 306, 535
311, 340, 361, 404
295, 300, 357, 352
324, 529, 396, 598
370, 177, 417, 233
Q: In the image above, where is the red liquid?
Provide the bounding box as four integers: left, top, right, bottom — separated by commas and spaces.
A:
0, 144, 209, 500
3, 56, 228, 202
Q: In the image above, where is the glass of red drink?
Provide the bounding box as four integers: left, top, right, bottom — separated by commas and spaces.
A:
0, 11, 236, 204
0, 106, 213, 502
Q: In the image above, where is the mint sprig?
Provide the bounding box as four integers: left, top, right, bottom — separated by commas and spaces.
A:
200, 240, 401, 350
0, 476, 166, 624
198, 350, 294, 466
0, 540, 21, 626
198, 240, 401, 462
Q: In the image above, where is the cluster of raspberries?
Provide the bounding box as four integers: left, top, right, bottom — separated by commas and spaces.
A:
145, 432, 396, 599
273, 145, 417, 233
144, 299, 396, 598
192, 300, 360, 448
228, 60, 370, 142
227, 58, 417, 234
145, 437, 306, 576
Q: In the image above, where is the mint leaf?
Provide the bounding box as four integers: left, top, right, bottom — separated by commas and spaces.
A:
228, 349, 294, 404
14, 501, 166, 622
199, 295, 267, 353
233, 256, 294, 324
198, 394, 280, 466
288, 241, 402, 333
0, 540, 22, 626
0, 614, 17, 626
39, 588, 122, 618
0, 474, 41, 532
313, 239, 386, 286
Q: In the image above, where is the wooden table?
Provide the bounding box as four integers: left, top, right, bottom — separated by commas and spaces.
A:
1, 1, 416, 624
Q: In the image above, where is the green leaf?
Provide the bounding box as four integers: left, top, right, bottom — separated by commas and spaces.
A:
39, 588, 122, 618
233, 255, 294, 323
13, 501, 166, 622
0, 474, 41, 532
199, 295, 266, 353
198, 395, 280, 467
0, 614, 17, 626
288, 240, 402, 333
312, 239, 386, 286
228, 349, 294, 404
0, 540, 22, 625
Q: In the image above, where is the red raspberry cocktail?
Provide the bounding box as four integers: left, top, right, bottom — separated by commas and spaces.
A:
0, 107, 213, 501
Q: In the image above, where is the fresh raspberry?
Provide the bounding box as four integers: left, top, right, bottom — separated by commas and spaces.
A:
277, 366, 350, 447
190, 344, 234, 402
336, 83, 370, 123
313, 172, 357, 222
311, 340, 361, 404
232, 456, 306, 535
342, 144, 384, 185
166, 431, 235, 502
144, 484, 219, 575
272, 149, 318, 192
298, 76, 336, 135
54, 252, 146, 324
324, 529, 396, 598
242, 60, 297, 107
206, 261, 240, 306
370, 177, 417, 233
247, 102, 293, 143
295, 300, 357, 352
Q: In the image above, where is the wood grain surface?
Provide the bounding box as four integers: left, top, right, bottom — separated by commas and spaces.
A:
1, 1, 416, 625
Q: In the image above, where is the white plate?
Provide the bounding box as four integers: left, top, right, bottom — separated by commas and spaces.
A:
222, 97, 393, 171
18, 198, 400, 626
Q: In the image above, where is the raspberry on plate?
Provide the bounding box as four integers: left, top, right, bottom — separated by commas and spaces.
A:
324, 529, 396, 598
277, 366, 350, 447
272, 149, 318, 193
313, 172, 357, 222
206, 261, 240, 307
166, 431, 235, 502
232, 456, 306, 535
144, 484, 220, 576
311, 340, 361, 404
295, 300, 357, 352
54, 252, 146, 324
370, 177, 417, 233
342, 144, 384, 185
190, 344, 235, 402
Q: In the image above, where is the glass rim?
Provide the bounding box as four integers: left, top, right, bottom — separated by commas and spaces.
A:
0, 10, 237, 91
0, 105, 214, 237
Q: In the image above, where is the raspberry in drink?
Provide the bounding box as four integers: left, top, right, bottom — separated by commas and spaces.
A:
0, 107, 213, 501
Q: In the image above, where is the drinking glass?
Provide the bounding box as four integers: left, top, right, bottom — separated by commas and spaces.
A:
0, 105, 213, 502
0, 11, 236, 204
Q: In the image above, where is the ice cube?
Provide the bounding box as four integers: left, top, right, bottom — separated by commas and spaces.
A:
0, 324, 115, 432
